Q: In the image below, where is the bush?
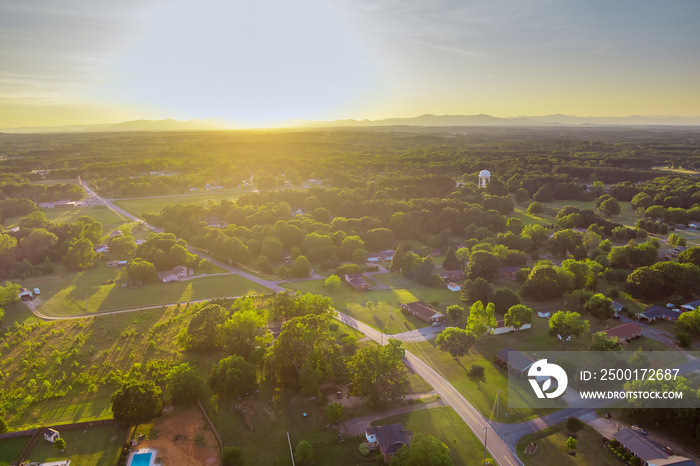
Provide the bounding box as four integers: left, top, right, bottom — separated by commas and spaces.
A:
359, 442, 370, 456
222, 446, 243, 466
677, 332, 692, 348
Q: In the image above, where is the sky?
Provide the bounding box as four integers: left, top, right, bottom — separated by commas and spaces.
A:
1, 0, 699, 127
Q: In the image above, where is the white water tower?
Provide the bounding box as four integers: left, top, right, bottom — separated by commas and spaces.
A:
478, 170, 491, 188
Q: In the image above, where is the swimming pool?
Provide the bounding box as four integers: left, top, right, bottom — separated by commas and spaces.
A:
127, 448, 157, 466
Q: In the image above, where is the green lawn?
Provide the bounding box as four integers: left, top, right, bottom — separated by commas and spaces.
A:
3, 206, 126, 229
283, 277, 462, 334
517, 423, 616, 466
0, 436, 30, 466
25, 424, 126, 466
9, 395, 115, 431
113, 192, 251, 216
18, 266, 268, 317
372, 406, 493, 465
510, 198, 639, 229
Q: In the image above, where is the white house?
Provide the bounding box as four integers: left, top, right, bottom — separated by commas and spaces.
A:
158, 265, 194, 283
93, 244, 109, 254
488, 320, 532, 335
44, 428, 60, 443
447, 282, 461, 292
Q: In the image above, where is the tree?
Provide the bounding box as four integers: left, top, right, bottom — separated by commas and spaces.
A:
341, 235, 365, 260
209, 355, 257, 398
294, 440, 314, 465
261, 237, 283, 261
221, 308, 268, 360
668, 233, 686, 247
466, 250, 499, 281
364, 228, 395, 251
326, 402, 344, 422
110, 235, 137, 258
677, 246, 700, 267
461, 277, 493, 304
527, 201, 544, 214
585, 293, 614, 324
111, 380, 163, 429
348, 339, 409, 408
324, 274, 341, 290
534, 186, 554, 202
17, 228, 57, 264
466, 301, 497, 335
390, 245, 406, 273
631, 192, 654, 211
442, 247, 462, 270
184, 303, 228, 351
390, 433, 452, 466
446, 304, 464, 323
566, 436, 578, 451
589, 332, 622, 351
599, 198, 621, 217
566, 416, 584, 434
0, 234, 17, 272
504, 304, 532, 333
491, 287, 520, 314
435, 327, 476, 360
467, 364, 486, 384
0, 416, 7, 434
290, 255, 312, 277
515, 188, 529, 202
54, 437, 67, 451
126, 258, 158, 284
63, 238, 97, 271
222, 446, 243, 466
169, 364, 208, 405
549, 229, 584, 257
549, 311, 590, 348
629, 348, 650, 369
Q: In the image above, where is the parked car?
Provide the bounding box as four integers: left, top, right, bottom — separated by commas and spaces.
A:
432, 321, 442, 327
631, 425, 648, 435
337, 391, 342, 399
33, 288, 41, 295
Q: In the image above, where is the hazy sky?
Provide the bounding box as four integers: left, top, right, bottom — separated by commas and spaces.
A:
1, 0, 699, 127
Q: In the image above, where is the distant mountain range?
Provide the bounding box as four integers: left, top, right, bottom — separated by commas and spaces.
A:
2, 114, 700, 134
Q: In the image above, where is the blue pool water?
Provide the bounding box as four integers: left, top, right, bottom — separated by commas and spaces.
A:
130, 452, 154, 466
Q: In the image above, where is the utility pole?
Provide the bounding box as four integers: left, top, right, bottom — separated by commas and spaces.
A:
482, 426, 488, 465
287, 432, 295, 466
495, 390, 500, 420
85, 293, 87, 311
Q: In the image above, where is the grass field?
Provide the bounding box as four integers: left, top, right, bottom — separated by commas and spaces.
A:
17, 265, 268, 317
3, 205, 127, 229
113, 192, 250, 216
25, 424, 126, 466
511, 198, 639, 229
517, 423, 616, 466
0, 436, 29, 466
372, 406, 493, 465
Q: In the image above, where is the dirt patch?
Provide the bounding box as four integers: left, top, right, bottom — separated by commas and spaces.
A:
138, 406, 219, 466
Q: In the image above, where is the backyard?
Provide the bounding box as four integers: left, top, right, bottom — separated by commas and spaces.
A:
24, 424, 126, 466
517, 423, 616, 466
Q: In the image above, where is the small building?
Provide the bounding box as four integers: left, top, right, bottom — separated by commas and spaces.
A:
437, 268, 464, 282
158, 265, 194, 283
613, 428, 695, 466
367, 250, 395, 263
292, 208, 305, 216
365, 424, 412, 463
93, 244, 109, 254
489, 320, 531, 335
345, 273, 371, 291
109, 230, 123, 238
447, 282, 461, 292
604, 323, 642, 344
497, 267, 521, 280
495, 347, 535, 375
637, 305, 681, 323
18, 288, 33, 301
611, 301, 624, 313
401, 301, 445, 324
44, 428, 60, 443
681, 299, 700, 312
107, 261, 118, 267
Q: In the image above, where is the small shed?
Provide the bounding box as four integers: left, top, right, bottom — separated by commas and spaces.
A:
44, 428, 60, 443
447, 282, 461, 292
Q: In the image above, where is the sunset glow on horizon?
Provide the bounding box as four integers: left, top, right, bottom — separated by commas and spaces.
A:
1, 0, 699, 127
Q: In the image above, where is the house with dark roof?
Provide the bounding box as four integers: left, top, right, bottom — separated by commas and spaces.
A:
401, 301, 445, 324
612, 301, 624, 313
604, 323, 642, 343
637, 306, 681, 323
365, 424, 412, 463
613, 428, 696, 466
681, 299, 700, 312
496, 348, 535, 375
437, 268, 464, 282
497, 267, 521, 280
344, 273, 371, 291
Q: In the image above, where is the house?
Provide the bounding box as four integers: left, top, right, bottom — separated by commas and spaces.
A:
690, 224, 699, 230
107, 261, 118, 267
488, 320, 532, 335
292, 208, 305, 216
495, 347, 535, 375
109, 230, 123, 238
44, 428, 60, 443
637, 305, 681, 323
681, 299, 700, 312
437, 268, 464, 282
93, 244, 109, 254
158, 265, 194, 283
401, 302, 445, 324
613, 428, 696, 466
669, 246, 688, 257
367, 250, 395, 263
447, 282, 461, 292
365, 424, 412, 463
344, 273, 371, 291
497, 267, 521, 280
18, 288, 33, 301
604, 323, 642, 344
612, 301, 624, 313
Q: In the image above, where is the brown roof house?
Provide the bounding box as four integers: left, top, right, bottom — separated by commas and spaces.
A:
158, 265, 194, 283
401, 301, 445, 325
613, 428, 695, 466
437, 268, 464, 282
604, 323, 642, 344
344, 273, 371, 291
365, 424, 412, 463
